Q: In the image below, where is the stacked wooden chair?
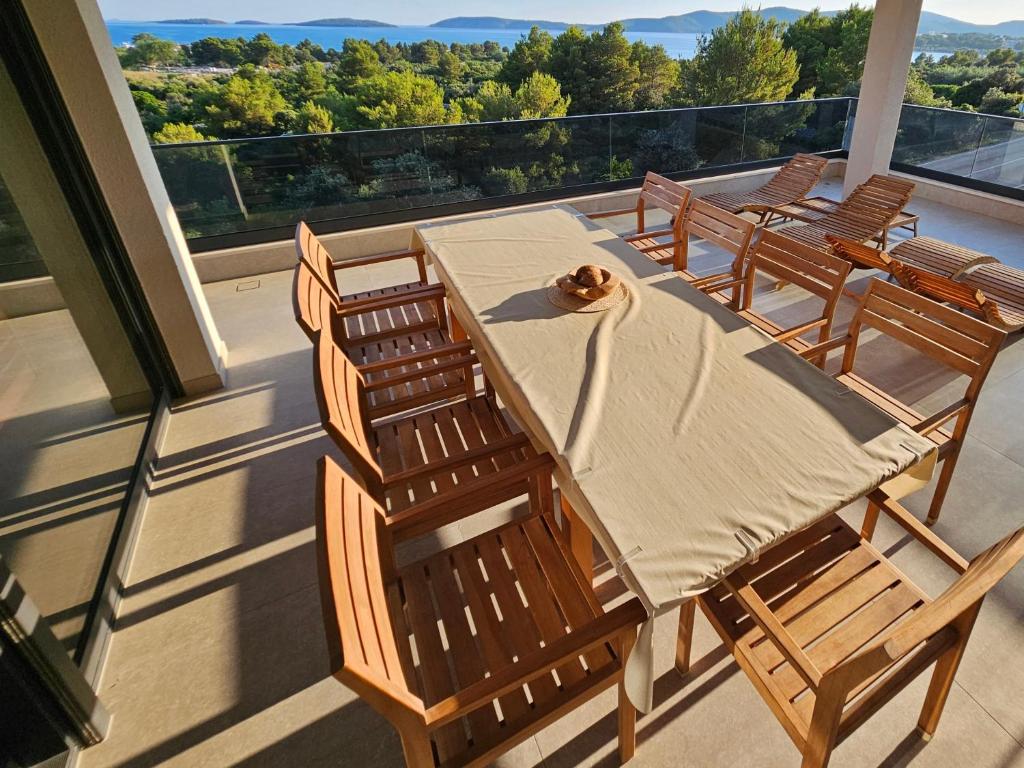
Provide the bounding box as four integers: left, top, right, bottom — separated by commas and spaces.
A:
700, 230, 851, 366
586, 172, 692, 266
673, 199, 758, 308
316, 455, 646, 767
794, 279, 1006, 524
676, 489, 1024, 768
294, 222, 476, 414
772, 175, 915, 253
698, 153, 829, 218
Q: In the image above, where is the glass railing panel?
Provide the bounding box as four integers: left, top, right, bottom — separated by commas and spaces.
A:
150, 98, 854, 243
970, 115, 1024, 190
893, 105, 987, 175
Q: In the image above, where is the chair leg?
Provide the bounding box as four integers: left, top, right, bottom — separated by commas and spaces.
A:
400, 732, 435, 768
917, 603, 983, 739
801, 678, 846, 768
926, 454, 958, 526
675, 600, 697, 676
618, 629, 638, 763
861, 500, 881, 541
561, 495, 593, 583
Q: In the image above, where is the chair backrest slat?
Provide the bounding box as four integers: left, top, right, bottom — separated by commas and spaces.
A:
848, 280, 1005, 381
293, 259, 336, 342
639, 171, 691, 217
296, 221, 341, 299
316, 457, 419, 711
826, 235, 894, 273
313, 303, 382, 484
760, 153, 828, 198
751, 231, 851, 302
684, 200, 757, 266
891, 262, 987, 312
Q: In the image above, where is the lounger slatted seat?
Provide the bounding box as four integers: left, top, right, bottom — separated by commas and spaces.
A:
773, 175, 915, 253
957, 263, 1024, 333
703, 231, 850, 366
699, 153, 828, 216
676, 492, 1024, 768
314, 302, 545, 526
795, 279, 1006, 524
316, 456, 646, 768
586, 172, 692, 265
675, 199, 758, 308
890, 237, 998, 279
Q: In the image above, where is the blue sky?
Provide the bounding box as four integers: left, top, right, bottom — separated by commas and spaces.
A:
97, 1, 1022, 26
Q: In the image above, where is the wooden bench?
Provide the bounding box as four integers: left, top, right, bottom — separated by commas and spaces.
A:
699, 153, 828, 219
316, 455, 647, 767
586, 172, 692, 266
676, 492, 1024, 768
796, 279, 1006, 524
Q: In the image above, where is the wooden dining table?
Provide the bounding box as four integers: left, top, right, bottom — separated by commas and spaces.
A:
414, 205, 936, 712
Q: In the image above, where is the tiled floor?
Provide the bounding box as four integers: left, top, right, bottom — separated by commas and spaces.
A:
78, 184, 1024, 767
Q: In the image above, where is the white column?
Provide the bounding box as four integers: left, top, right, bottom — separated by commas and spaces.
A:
23, 0, 228, 396
843, 0, 924, 196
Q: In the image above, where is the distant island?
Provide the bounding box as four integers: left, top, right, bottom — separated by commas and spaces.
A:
155, 18, 228, 25
431, 17, 574, 31
290, 18, 396, 28
234, 20, 270, 26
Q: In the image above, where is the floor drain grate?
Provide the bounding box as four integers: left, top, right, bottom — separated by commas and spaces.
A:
236, 279, 261, 292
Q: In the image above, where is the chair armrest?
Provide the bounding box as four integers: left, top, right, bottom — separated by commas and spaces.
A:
689, 271, 741, 292
424, 598, 647, 728
586, 206, 638, 220
913, 399, 969, 437
726, 574, 822, 690
382, 433, 532, 486
878, 526, 1024, 661
362, 354, 477, 392
356, 341, 473, 375
774, 318, 829, 344
867, 491, 969, 574
333, 248, 425, 270
386, 454, 556, 541
797, 334, 853, 361
624, 227, 674, 243
335, 285, 445, 317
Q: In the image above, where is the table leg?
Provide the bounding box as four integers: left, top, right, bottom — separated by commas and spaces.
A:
675, 600, 697, 676
560, 494, 593, 583
447, 303, 477, 399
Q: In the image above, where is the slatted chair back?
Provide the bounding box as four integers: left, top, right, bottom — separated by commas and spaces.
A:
758, 153, 828, 203
296, 220, 341, 299
834, 175, 916, 235
677, 198, 757, 273
312, 302, 383, 489
316, 456, 423, 721
743, 231, 851, 335
891, 261, 987, 313
844, 279, 1004, 396
637, 171, 691, 230
825, 234, 895, 274
292, 259, 337, 342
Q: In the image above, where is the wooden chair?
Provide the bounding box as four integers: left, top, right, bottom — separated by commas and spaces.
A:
705, 231, 851, 366
586, 172, 692, 266
674, 199, 758, 308
771, 175, 915, 253
297, 269, 475, 415
316, 454, 647, 767
676, 491, 1024, 768
795, 279, 1006, 524
957, 263, 1024, 333
699, 154, 828, 218
313, 302, 546, 530
296, 221, 451, 360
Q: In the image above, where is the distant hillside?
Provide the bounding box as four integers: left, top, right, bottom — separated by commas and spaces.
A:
234, 20, 270, 25
291, 18, 396, 28
156, 18, 227, 25
433, 9, 1023, 36
431, 17, 573, 30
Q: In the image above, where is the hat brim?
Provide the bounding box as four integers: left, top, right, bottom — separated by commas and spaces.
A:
546, 282, 629, 313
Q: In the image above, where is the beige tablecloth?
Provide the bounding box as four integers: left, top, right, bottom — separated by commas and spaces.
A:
415, 206, 936, 710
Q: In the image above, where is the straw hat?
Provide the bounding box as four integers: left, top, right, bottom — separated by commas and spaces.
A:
546, 281, 628, 313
